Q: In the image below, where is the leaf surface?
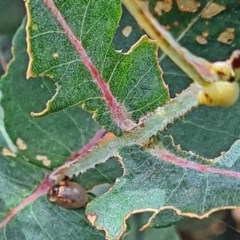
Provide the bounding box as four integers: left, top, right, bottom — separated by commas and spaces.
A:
26, 0, 169, 134
1, 0, 240, 240
86, 141, 240, 239
159, 0, 240, 158
0, 19, 120, 239
1, 21, 101, 168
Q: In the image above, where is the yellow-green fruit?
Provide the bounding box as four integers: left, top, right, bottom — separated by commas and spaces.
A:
198, 81, 239, 107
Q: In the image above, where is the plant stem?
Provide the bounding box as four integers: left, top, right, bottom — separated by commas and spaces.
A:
121, 0, 219, 86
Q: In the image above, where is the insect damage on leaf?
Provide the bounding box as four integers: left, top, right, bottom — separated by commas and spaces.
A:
154, 0, 172, 16
123, 0, 240, 107
1, 147, 17, 157
175, 0, 200, 13
195, 31, 209, 45
122, 25, 132, 37
217, 28, 235, 45
26, 0, 170, 135
200, 2, 226, 19
16, 138, 27, 150
195, 35, 208, 45
36, 155, 52, 167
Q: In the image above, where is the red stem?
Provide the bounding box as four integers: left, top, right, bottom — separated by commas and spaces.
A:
43, 0, 134, 130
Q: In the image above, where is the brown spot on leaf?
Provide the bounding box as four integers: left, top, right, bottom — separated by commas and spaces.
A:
217, 28, 235, 45
175, 0, 200, 13
173, 21, 179, 27
16, 138, 27, 150
196, 35, 207, 45
201, 3, 226, 19
122, 25, 132, 37
87, 213, 97, 225
2, 148, 16, 157
36, 155, 51, 167
52, 52, 59, 58
154, 0, 172, 16
202, 31, 209, 38
31, 24, 38, 31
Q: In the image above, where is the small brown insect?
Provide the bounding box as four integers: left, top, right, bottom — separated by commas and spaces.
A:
48, 180, 88, 209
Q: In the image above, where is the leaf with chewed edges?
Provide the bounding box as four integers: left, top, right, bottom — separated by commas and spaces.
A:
26, 0, 169, 134
0, 19, 100, 169
0, 152, 117, 240
3, 1, 240, 239
0, 19, 121, 239
86, 142, 240, 240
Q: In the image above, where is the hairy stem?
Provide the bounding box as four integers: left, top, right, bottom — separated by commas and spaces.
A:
121, 0, 220, 86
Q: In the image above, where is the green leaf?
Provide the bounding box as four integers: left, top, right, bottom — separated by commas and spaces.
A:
26, 0, 169, 134
0, 0, 25, 35
116, 0, 240, 156
86, 142, 240, 239
0, 19, 120, 239
123, 215, 181, 240
2, 0, 240, 239
79, 157, 123, 190
0, 154, 104, 240
0, 154, 46, 220
159, 0, 240, 158
148, 209, 183, 228
0, 20, 100, 168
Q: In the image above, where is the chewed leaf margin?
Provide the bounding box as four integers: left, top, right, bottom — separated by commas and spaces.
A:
25, 0, 169, 134
85, 140, 240, 240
